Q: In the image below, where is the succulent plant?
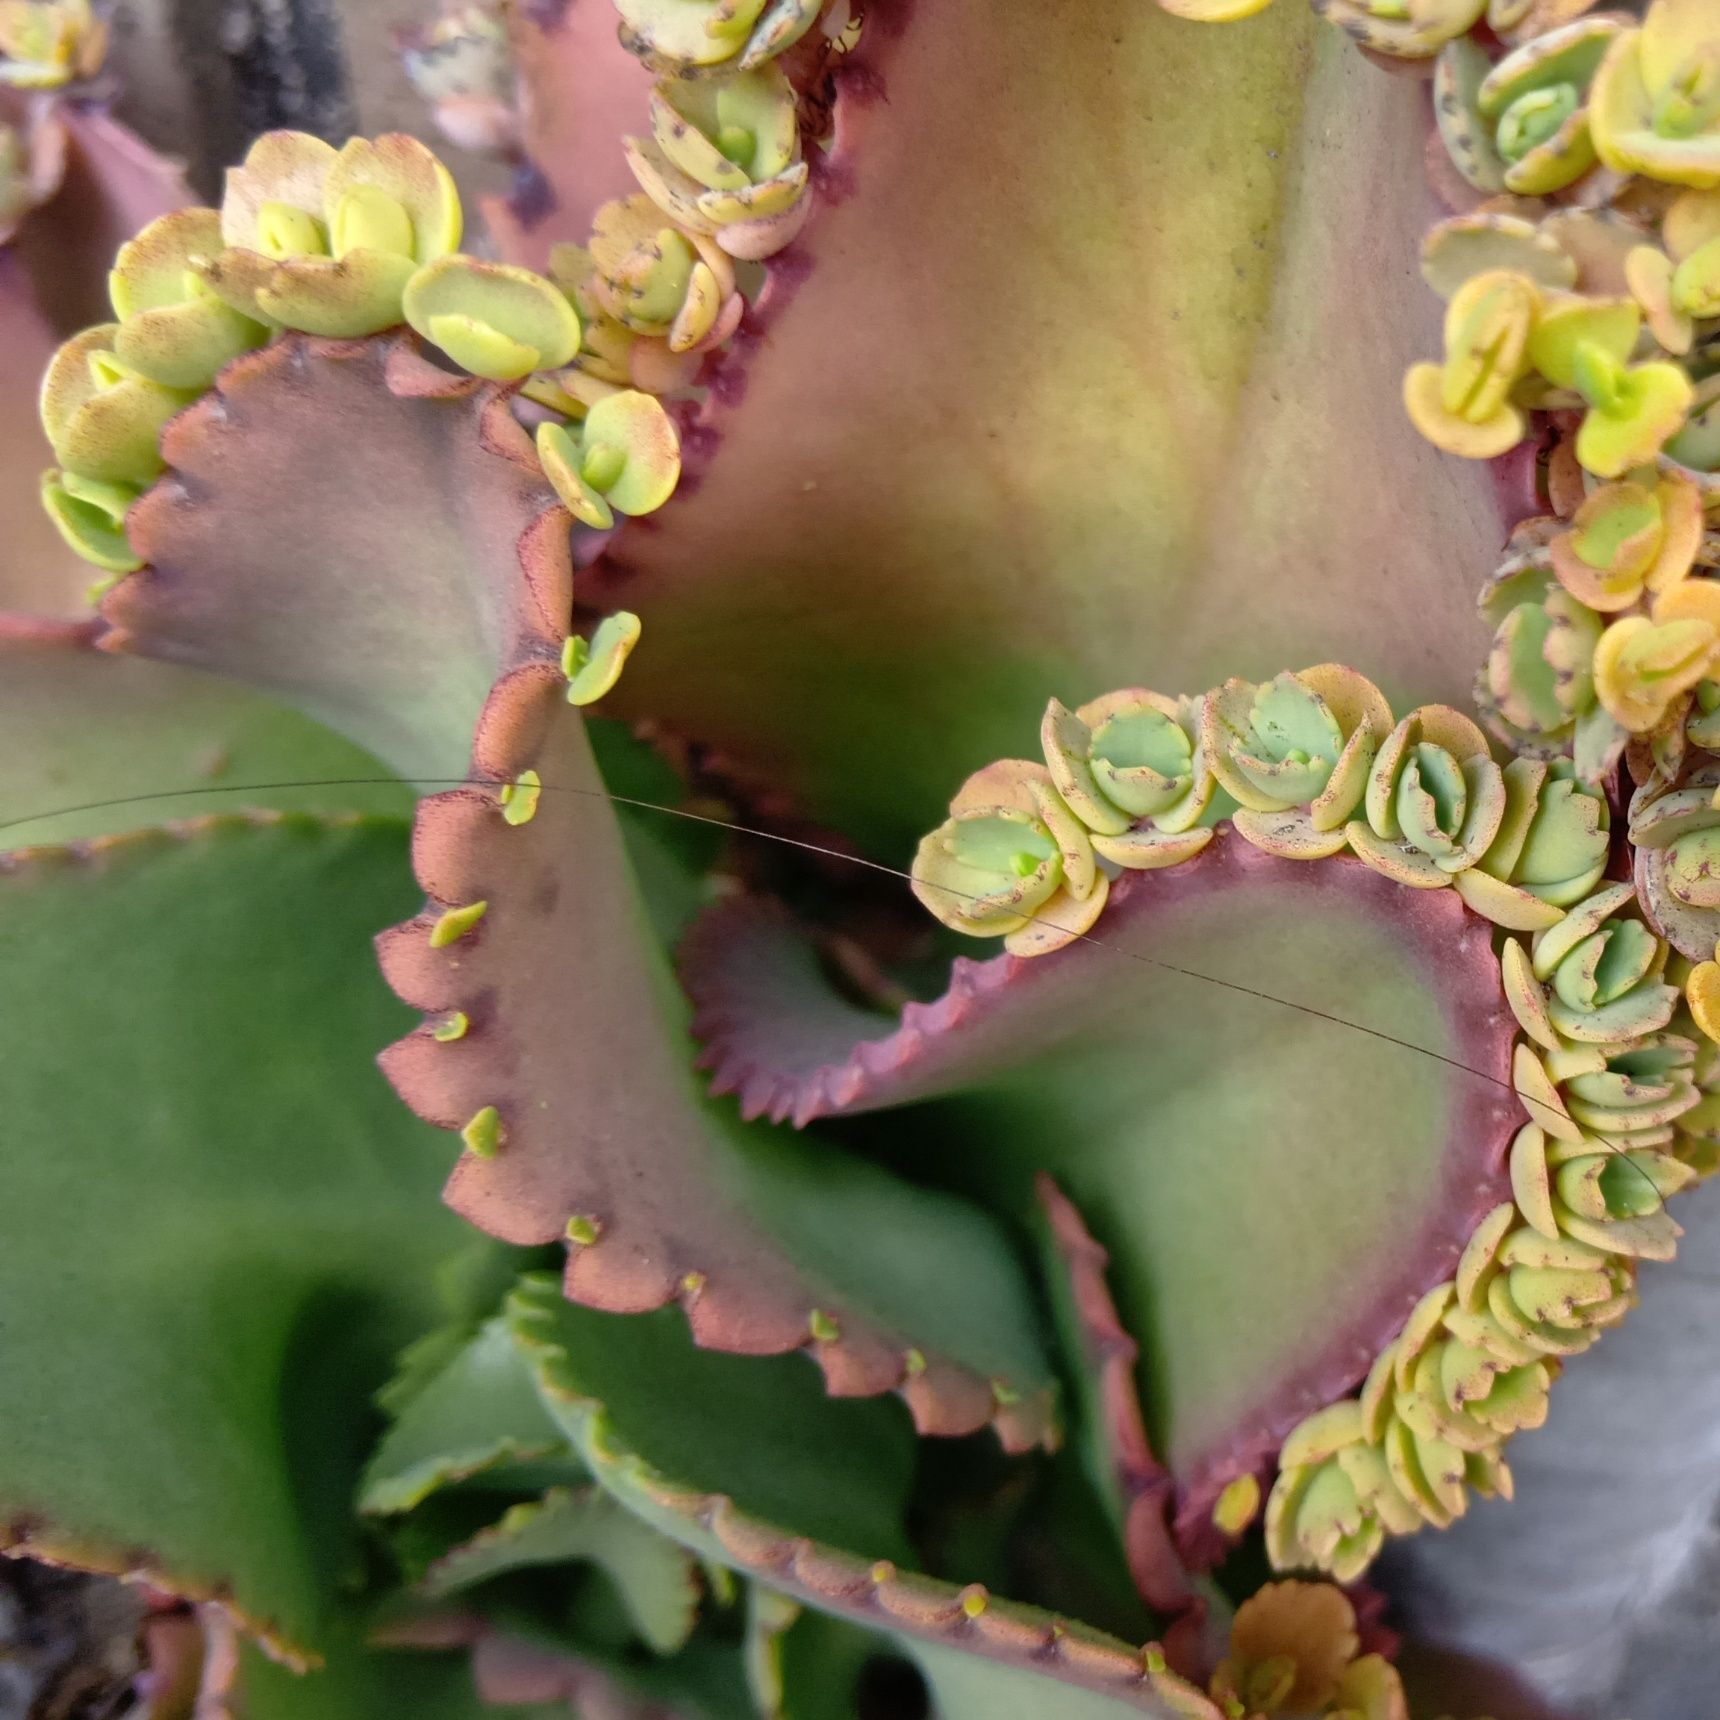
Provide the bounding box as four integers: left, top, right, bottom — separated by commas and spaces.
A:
1435, 18, 1625, 197
13, 0, 1720, 1717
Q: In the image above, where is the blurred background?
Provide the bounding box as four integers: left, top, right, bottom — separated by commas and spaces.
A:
102, 0, 511, 207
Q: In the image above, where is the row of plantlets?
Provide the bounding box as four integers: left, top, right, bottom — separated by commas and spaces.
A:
37, 3, 841, 590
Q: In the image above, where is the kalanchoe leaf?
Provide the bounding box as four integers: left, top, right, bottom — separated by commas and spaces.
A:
39, 322, 194, 487
38, 467, 140, 579
1038, 1176, 1193, 1614
0, 815, 474, 1661
97, 331, 1054, 1446
1434, 37, 1510, 195
1209, 1581, 1375, 1717
1592, 611, 1720, 732
1402, 269, 1536, 459
563, 610, 643, 706
505, 1277, 1218, 1717
1385, 1175, 1720, 1712
417, 1484, 700, 1655
911, 756, 1106, 952
1547, 473, 1702, 612
1633, 755, 1720, 958
614, 0, 825, 75
0, 254, 93, 617
0, 625, 413, 850
216, 130, 338, 255
201, 131, 463, 338
1625, 242, 1694, 355
1466, 758, 1610, 920
1420, 211, 1579, 300
537, 389, 680, 527
359, 1316, 574, 1516
584, 193, 742, 352
1353, 703, 1504, 880
1309, 0, 1485, 60
623, 127, 810, 260
0, 0, 103, 88
1475, 538, 1614, 768
595, 2, 1515, 852
683, 832, 1521, 1514
649, 65, 800, 194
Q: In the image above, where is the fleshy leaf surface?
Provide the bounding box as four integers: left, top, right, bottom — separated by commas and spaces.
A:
0, 622, 412, 849
236, 1628, 567, 1720
419, 1483, 700, 1655
102, 330, 1057, 1442
359, 1316, 574, 1516
590, 0, 1512, 851
507, 1276, 1219, 1718
0, 816, 471, 1659
685, 832, 1519, 1502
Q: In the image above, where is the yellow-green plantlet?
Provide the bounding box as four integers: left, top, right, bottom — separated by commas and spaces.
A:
626, 66, 810, 261
536, 390, 682, 529
612, 0, 825, 73
1347, 704, 1505, 887
911, 757, 1106, 955
402, 256, 580, 380
108, 210, 271, 391
0, 0, 103, 87
1267, 880, 1696, 1581
1203, 665, 1387, 861
1591, 0, 1720, 188
196, 131, 463, 338
1307, 0, 1484, 59
1529, 293, 1694, 479
1437, 18, 1625, 196
1403, 268, 1537, 459
582, 195, 742, 353
39, 325, 193, 490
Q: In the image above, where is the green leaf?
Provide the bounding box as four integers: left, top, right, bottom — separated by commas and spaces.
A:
687, 837, 1519, 1501
360, 1317, 575, 1515
0, 816, 471, 1659
508, 1280, 917, 1559
92, 327, 1057, 1440
237, 1634, 567, 1720
0, 631, 413, 851
420, 1484, 700, 1654
771, 1606, 884, 1720
916, 1640, 1184, 1720
379, 688, 1057, 1446
505, 1277, 1218, 1719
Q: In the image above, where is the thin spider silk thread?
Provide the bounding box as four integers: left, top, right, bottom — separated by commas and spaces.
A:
0, 770, 1677, 1210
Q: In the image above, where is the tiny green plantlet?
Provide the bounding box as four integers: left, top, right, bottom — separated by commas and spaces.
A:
9, 0, 1720, 1716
